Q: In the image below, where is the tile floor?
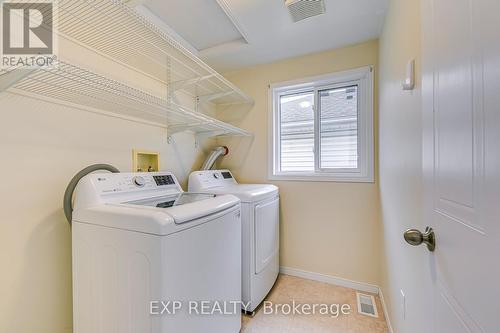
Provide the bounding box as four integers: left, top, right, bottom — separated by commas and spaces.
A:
241, 274, 389, 333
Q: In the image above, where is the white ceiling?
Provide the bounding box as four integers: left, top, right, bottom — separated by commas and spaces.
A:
133, 0, 388, 72
143, 0, 246, 51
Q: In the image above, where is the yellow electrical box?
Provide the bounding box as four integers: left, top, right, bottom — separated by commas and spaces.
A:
132, 150, 160, 172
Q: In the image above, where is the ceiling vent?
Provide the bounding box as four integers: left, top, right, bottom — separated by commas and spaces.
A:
285, 0, 326, 22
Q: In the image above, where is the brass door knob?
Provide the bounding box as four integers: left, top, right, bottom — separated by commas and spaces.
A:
404, 227, 436, 252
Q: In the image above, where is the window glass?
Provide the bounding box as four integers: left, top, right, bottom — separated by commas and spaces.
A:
319, 85, 358, 169
279, 92, 315, 172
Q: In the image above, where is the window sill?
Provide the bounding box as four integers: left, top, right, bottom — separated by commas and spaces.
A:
268, 173, 375, 183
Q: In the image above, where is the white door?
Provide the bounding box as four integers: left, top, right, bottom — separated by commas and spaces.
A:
421, 0, 500, 332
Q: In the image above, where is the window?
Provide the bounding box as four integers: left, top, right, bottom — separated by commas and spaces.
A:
269, 66, 374, 182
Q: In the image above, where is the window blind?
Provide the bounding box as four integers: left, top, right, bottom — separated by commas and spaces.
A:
279, 86, 358, 172
319, 85, 358, 169
279, 92, 315, 172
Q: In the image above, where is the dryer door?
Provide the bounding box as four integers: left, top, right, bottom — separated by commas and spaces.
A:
254, 197, 279, 274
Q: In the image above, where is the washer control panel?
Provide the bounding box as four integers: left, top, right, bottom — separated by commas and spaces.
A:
132, 176, 146, 187
153, 175, 175, 186
189, 170, 238, 190
89, 172, 182, 195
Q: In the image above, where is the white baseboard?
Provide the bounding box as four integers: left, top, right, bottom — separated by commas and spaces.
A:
280, 266, 394, 332
378, 287, 394, 333
279, 266, 379, 294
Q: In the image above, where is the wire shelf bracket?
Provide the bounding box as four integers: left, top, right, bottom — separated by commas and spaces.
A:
197, 91, 236, 107
169, 74, 217, 93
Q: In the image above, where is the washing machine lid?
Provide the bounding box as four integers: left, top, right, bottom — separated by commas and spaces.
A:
201, 184, 278, 203
73, 193, 240, 235
124, 192, 240, 224
126, 193, 216, 208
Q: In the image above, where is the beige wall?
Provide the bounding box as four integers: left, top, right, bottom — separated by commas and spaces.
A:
0, 12, 429, 331
0, 39, 209, 333
378, 0, 429, 332
218, 40, 382, 286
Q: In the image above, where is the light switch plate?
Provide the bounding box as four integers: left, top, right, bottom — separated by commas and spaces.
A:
402, 59, 415, 90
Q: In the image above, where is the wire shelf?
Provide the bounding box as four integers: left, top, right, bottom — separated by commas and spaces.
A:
0, 61, 252, 138
57, 0, 254, 106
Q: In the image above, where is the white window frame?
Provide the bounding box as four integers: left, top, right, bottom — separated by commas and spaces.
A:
268, 66, 374, 183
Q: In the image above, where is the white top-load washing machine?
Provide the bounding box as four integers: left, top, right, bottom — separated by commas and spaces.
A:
188, 170, 279, 313
72, 171, 242, 333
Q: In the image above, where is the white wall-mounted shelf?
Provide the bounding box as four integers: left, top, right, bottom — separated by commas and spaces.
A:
0, 61, 252, 139
0, 0, 254, 141
58, 0, 254, 107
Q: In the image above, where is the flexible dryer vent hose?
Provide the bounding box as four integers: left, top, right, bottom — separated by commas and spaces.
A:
201, 146, 229, 171
63, 164, 120, 224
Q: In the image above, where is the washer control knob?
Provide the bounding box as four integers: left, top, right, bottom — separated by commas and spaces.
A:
132, 176, 146, 187
213, 173, 220, 179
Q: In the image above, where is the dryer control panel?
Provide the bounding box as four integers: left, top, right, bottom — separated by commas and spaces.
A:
188, 170, 238, 190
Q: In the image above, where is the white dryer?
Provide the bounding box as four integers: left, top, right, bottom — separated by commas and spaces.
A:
72, 172, 242, 333
189, 170, 279, 313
